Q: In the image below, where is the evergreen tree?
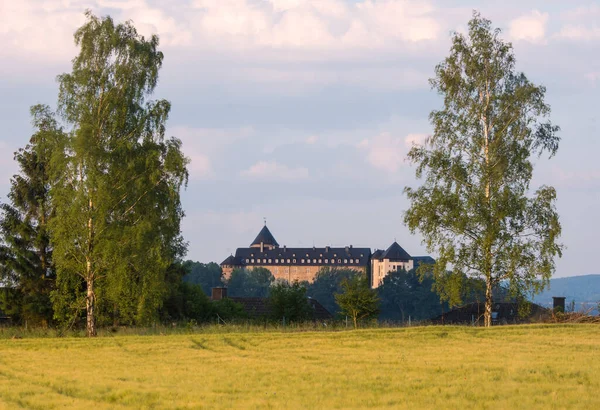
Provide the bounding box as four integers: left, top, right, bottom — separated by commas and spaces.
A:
50, 12, 188, 336
0, 105, 63, 325
404, 13, 562, 327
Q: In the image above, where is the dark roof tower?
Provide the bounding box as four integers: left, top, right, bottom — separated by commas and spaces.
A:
250, 224, 279, 249
381, 241, 411, 261
220, 255, 238, 266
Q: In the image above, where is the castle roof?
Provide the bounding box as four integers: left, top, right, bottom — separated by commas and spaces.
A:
380, 241, 411, 261
250, 225, 279, 248
221, 255, 237, 265
227, 246, 371, 267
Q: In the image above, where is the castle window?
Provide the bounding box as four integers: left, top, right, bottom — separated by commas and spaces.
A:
251, 259, 255, 263
287, 259, 291, 263
325, 259, 328, 263
268, 259, 272, 263
246, 259, 249, 263
312, 259, 316, 263
350, 259, 354, 263
344, 259, 347, 263
301, 259, 305, 263
292, 259, 296, 263
275, 259, 279, 263
263, 259, 267, 263
318, 259, 322, 263
293, 254, 296, 257
320, 254, 323, 257
337, 259, 341, 263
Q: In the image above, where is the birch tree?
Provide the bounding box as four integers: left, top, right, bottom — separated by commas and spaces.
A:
404, 13, 562, 327
50, 12, 188, 336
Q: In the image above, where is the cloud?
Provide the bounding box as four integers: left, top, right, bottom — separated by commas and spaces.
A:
240, 161, 309, 181
361, 132, 427, 173
509, 10, 548, 43
556, 5, 600, 42
585, 72, 600, 86
171, 125, 255, 180
306, 135, 318, 144
556, 25, 600, 41
190, 0, 440, 50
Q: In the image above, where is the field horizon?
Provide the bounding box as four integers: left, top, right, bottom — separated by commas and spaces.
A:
0, 324, 598, 409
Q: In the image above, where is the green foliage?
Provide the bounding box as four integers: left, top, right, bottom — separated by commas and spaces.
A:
305, 267, 357, 316
161, 263, 212, 323
182, 261, 224, 296
212, 298, 248, 322
49, 12, 188, 335
404, 12, 562, 326
0, 105, 63, 326
269, 281, 313, 322
334, 275, 379, 328
378, 268, 445, 322
227, 268, 274, 298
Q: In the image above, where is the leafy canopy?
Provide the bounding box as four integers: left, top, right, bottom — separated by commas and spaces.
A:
50, 11, 188, 333
404, 13, 562, 324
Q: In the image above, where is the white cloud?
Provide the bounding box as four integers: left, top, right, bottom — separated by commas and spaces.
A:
306, 135, 318, 144
171, 125, 255, 180
240, 161, 309, 180
557, 25, 600, 41
557, 5, 600, 42
509, 10, 548, 43
585, 72, 600, 86
361, 132, 427, 173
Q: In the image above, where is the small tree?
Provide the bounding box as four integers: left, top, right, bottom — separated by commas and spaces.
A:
335, 276, 379, 328
269, 281, 312, 322
404, 12, 562, 327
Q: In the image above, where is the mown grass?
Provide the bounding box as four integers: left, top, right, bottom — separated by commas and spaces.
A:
0, 324, 598, 409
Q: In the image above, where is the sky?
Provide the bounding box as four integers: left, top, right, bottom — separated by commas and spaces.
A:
0, 0, 598, 278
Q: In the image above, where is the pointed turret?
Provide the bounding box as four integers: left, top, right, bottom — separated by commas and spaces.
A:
250, 224, 279, 251
381, 241, 411, 261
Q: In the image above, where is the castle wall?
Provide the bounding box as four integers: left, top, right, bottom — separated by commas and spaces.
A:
227, 264, 366, 283
371, 259, 414, 288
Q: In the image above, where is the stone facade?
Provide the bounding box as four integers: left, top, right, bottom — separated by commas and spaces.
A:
371, 257, 414, 288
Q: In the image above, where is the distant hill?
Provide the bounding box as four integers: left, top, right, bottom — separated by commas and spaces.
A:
532, 275, 600, 311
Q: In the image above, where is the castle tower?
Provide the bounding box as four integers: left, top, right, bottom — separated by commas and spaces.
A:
249, 224, 279, 252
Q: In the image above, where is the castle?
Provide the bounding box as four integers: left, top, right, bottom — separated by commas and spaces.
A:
220, 224, 434, 288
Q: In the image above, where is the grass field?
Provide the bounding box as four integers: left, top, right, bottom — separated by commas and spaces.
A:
0, 324, 598, 409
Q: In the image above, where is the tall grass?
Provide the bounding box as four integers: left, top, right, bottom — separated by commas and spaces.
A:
0, 324, 598, 408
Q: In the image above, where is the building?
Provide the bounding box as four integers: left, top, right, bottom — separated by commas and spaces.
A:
220, 224, 434, 288
221, 224, 370, 283
370, 242, 414, 288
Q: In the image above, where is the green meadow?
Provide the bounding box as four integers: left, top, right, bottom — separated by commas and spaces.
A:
0, 325, 598, 409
